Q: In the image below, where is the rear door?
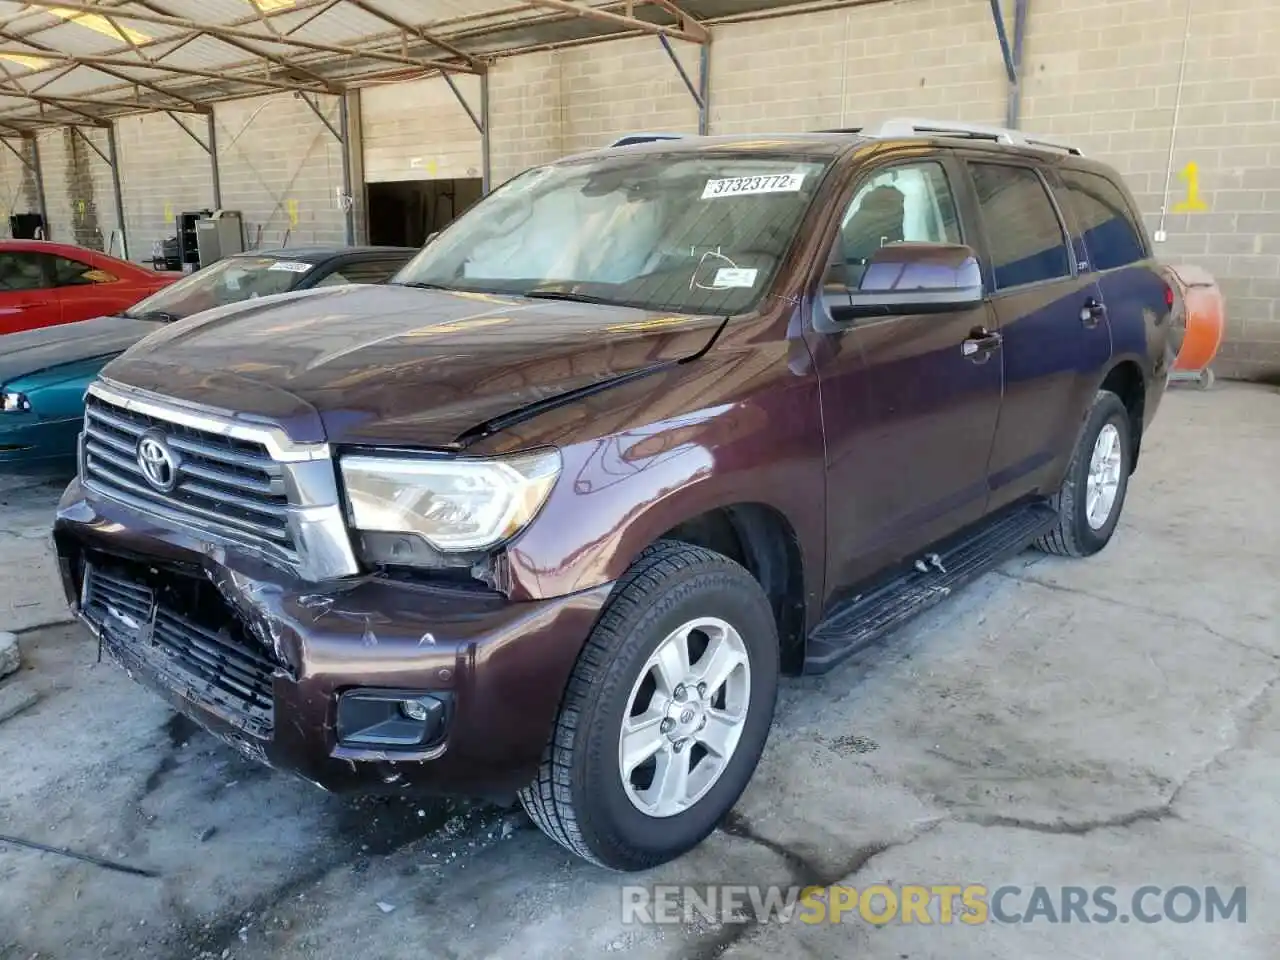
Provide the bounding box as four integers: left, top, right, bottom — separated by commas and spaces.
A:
1049, 167, 1169, 366
957, 157, 1111, 513
0, 251, 58, 334
809, 152, 1005, 591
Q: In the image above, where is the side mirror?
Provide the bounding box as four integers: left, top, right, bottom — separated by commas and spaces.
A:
824, 243, 984, 324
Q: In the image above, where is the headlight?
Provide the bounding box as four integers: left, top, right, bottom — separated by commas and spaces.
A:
340, 449, 561, 554
1, 391, 30, 413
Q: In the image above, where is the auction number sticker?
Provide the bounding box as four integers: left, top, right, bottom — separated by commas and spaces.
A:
702, 172, 805, 199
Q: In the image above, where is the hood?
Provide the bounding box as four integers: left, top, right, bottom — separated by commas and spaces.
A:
103, 284, 724, 447
0, 314, 164, 387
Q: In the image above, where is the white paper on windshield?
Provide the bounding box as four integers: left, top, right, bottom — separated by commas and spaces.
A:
702, 172, 805, 199
712, 267, 759, 288
268, 260, 313, 273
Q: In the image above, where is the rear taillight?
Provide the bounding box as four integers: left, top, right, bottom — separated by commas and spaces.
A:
1165, 285, 1175, 307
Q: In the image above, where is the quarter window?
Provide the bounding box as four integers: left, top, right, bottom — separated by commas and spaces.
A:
969, 163, 1072, 290
1056, 169, 1147, 271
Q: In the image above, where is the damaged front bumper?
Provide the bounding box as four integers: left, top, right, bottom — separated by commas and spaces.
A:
53, 476, 610, 798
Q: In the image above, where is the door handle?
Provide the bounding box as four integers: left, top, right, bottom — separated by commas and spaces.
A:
962, 328, 1002, 361
1081, 297, 1106, 328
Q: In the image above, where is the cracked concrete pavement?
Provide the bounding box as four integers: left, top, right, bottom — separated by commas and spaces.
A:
0, 382, 1277, 959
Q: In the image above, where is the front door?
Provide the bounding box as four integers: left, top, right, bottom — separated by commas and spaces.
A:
808, 156, 1004, 595
0, 251, 59, 334
958, 159, 1112, 513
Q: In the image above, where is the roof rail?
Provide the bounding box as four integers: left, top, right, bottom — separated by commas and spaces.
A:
854, 117, 1084, 156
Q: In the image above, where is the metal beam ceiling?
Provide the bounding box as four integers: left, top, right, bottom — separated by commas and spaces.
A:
0, 0, 759, 130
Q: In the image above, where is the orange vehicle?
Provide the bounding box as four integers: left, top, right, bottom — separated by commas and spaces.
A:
1167, 263, 1225, 388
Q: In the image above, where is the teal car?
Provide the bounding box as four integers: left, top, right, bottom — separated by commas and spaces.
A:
0, 245, 418, 475
1, 315, 165, 474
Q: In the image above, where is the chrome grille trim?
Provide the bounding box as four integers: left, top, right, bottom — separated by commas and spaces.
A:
80, 379, 360, 582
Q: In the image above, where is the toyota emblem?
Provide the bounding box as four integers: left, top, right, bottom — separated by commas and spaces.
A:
136, 430, 180, 493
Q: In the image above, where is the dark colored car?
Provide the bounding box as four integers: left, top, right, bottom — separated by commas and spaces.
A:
0, 246, 417, 472
53, 120, 1174, 872
0, 239, 182, 336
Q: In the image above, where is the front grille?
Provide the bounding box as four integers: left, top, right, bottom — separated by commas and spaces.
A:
83, 563, 277, 737
82, 392, 294, 552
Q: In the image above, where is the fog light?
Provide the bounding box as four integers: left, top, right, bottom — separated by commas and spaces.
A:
401, 699, 429, 722
336, 689, 450, 750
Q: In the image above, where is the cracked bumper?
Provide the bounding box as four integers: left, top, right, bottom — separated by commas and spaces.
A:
53, 475, 610, 798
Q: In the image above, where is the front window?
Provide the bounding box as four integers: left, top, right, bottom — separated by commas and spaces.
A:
124, 256, 314, 321
392, 152, 832, 314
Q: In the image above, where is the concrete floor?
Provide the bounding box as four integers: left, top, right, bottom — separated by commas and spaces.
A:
0, 382, 1276, 959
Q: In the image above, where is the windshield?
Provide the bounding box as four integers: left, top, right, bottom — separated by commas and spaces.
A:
392, 152, 831, 314
124, 256, 315, 320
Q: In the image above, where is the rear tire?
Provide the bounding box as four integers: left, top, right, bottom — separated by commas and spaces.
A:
518, 540, 779, 871
1036, 390, 1132, 558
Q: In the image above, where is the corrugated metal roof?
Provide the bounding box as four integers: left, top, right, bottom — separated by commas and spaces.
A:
0, 0, 834, 130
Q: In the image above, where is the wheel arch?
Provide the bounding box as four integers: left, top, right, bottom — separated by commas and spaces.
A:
656, 502, 810, 674
1096, 357, 1146, 473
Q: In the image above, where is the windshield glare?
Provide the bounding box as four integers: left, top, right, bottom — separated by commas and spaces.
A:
393, 153, 830, 314
127, 256, 313, 320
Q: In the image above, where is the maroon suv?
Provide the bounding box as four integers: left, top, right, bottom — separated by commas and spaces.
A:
53, 119, 1174, 871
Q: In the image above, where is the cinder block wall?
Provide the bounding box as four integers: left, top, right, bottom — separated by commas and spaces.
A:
37, 127, 121, 254
710, 1, 1007, 132
1018, 0, 1280, 378
115, 111, 217, 259
0, 140, 39, 233
361, 75, 483, 182
212, 93, 347, 251
489, 36, 700, 186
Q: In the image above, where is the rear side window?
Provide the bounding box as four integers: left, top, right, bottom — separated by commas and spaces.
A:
320, 260, 406, 285
968, 163, 1072, 290
1056, 169, 1147, 270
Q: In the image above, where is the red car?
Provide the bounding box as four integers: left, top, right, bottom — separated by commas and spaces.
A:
0, 240, 181, 336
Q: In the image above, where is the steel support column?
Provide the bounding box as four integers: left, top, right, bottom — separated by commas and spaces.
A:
480, 69, 491, 194
27, 134, 48, 238
338, 94, 355, 245
989, 0, 1030, 128
106, 123, 127, 258
207, 113, 222, 209
657, 33, 710, 135
444, 70, 491, 194
697, 42, 710, 135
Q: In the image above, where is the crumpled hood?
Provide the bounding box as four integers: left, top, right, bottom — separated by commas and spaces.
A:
102, 284, 723, 447
0, 314, 163, 387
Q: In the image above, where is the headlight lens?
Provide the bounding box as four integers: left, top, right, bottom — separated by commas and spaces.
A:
1, 391, 30, 413
340, 449, 561, 553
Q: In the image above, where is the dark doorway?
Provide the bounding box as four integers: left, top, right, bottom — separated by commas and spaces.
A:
366, 178, 483, 248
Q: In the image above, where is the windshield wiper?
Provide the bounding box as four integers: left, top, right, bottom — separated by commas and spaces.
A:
522, 289, 616, 305
124, 309, 181, 322
396, 281, 454, 291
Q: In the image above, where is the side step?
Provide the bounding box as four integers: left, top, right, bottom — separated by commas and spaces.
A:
803, 502, 1057, 675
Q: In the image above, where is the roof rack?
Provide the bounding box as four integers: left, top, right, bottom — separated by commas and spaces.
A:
827, 118, 1083, 156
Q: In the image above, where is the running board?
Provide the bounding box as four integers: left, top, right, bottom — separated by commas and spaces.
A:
803, 502, 1057, 675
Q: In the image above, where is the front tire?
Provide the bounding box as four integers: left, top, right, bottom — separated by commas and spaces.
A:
519, 540, 779, 871
1036, 389, 1132, 558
